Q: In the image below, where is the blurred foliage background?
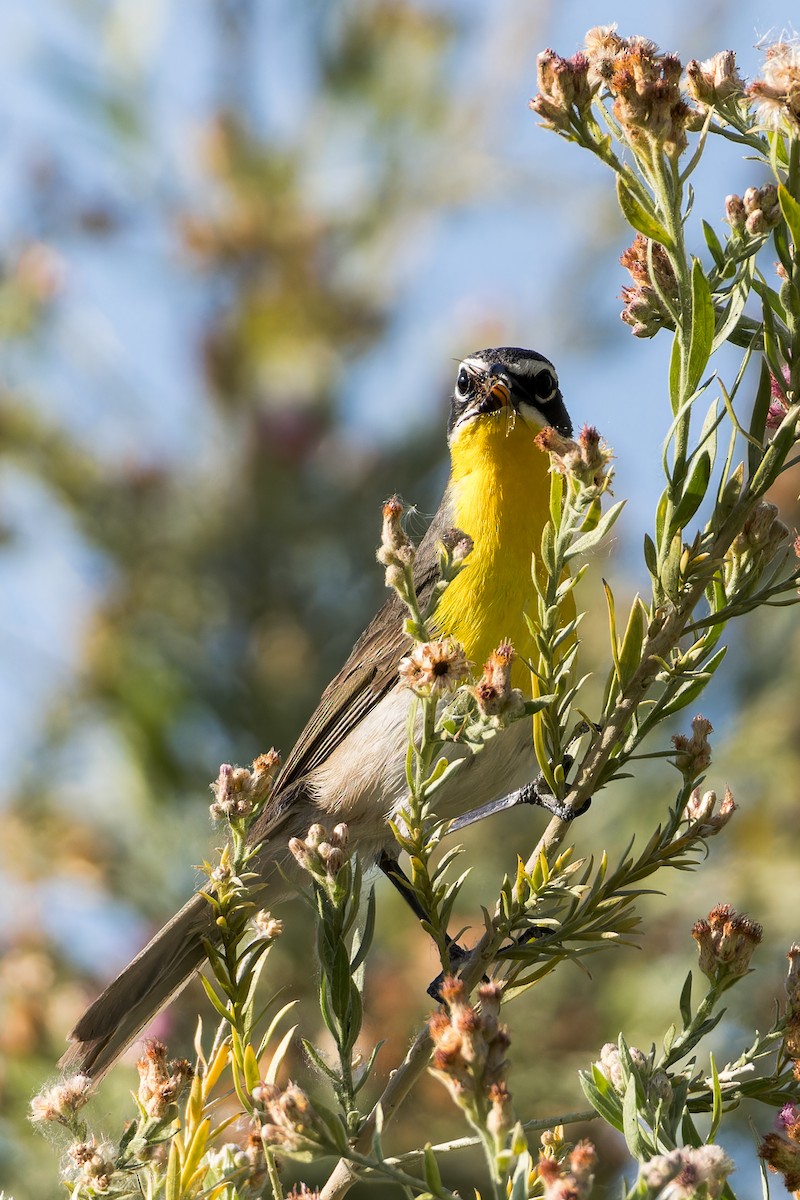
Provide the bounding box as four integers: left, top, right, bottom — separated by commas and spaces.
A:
2, 1, 800, 1196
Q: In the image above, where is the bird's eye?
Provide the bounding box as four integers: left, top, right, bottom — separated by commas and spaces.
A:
456, 367, 471, 397
532, 368, 557, 401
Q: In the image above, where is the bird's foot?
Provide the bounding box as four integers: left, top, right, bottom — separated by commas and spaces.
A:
519, 771, 591, 822
426, 942, 489, 1001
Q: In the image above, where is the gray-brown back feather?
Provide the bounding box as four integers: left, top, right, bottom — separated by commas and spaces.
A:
61, 494, 454, 1078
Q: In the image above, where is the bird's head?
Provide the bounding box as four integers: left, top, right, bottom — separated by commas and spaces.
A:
446, 347, 572, 447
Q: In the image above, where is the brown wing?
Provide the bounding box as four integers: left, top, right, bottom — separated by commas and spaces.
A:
272, 493, 455, 791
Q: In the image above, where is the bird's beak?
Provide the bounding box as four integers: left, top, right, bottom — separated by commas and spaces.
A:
485, 378, 511, 411
452, 377, 512, 430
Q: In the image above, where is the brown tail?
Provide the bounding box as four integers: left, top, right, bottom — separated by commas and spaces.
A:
59, 891, 215, 1080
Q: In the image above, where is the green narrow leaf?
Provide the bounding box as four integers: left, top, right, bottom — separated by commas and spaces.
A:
712, 256, 755, 353
668, 448, 711, 535
622, 1074, 648, 1158
200, 975, 234, 1022
242, 1043, 261, 1094
350, 886, 376, 974
702, 218, 725, 268
662, 1023, 677, 1057
372, 1102, 385, 1161
655, 487, 670, 548
181, 1118, 211, 1192
687, 260, 715, 395
579, 1065, 624, 1131
681, 1111, 703, 1150
165, 1140, 181, 1200
565, 499, 626, 560
668, 331, 682, 415
510, 1151, 532, 1200
548, 468, 564, 528
715, 460, 744, 526
617, 595, 646, 688
659, 647, 727, 718
778, 181, 800, 250
678, 971, 693, 1026
540, 520, 556, 575
301, 1038, 338, 1081
579, 494, 603, 534
617, 176, 672, 245
423, 1145, 443, 1194
748, 360, 774, 472
643, 533, 658, 580
603, 580, 622, 688
661, 532, 683, 602
319, 975, 339, 1041
264, 1023, 299, 1082
331, 943, 353, 1020
697, 396, 720, 467
342, 980, 363, 1056
354, 1040, 384, 1094
708, 1052, 723, 1142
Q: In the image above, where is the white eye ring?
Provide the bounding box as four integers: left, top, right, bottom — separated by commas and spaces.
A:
532, 368, 557, 402
456, 366, 471, 396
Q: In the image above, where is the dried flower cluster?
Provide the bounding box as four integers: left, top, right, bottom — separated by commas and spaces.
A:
609, 45, 691, 155
534, 424, 613, 492
136, 1038, 193, 1119
685, 50, 744, 107
377, 494, 415, 590
534, 31, 800, 150
252, 909, 283, 941
254, 1081, 334, 1157
785, 944, 800, 1058
530, 48, 593, 129
758, 947, 800, 1188
749, 39, 800, 131
670, 714, 713, 781
532, 26, 693, 155
760, 1102, 800, 1193
536, 1138, 598, 1200
692, 903, 763, 986
768, 365, 793, 431
724, 502, 791, 589
30, 1073, 93, 1126
473, 642, 526, 723
682, 785, 736, 836
398, 637, 471, 697
65, 1137, 116, 1194
640, 1144, 734, 1198
428, 977, 513, 1143
620, 234, 678, 338
209, 749, 281, 822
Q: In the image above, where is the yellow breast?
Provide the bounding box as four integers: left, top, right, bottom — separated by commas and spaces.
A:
433, 412, 552, 692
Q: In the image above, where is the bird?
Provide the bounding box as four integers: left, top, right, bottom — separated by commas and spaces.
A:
61, 346, 574, 1080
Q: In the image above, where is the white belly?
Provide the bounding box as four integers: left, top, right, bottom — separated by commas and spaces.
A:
307, 686, 539, 865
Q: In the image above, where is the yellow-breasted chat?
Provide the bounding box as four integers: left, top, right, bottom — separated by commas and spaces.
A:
62, 346, 576, 1079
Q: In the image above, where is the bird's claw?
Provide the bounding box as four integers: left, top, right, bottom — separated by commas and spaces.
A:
427, 942, 487, 1001
520, 773, 592, 822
